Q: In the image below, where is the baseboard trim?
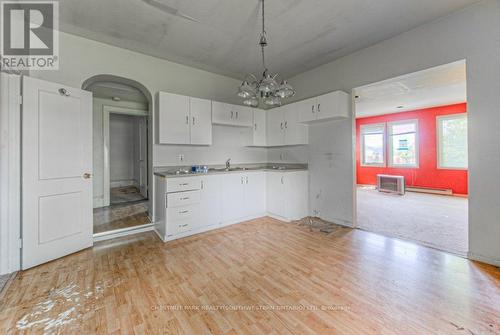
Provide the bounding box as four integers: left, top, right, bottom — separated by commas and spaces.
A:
93, 223, 154, 242
468, 252, 500, 267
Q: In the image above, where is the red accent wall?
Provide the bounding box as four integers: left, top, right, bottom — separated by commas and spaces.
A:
356, 103, 468, 195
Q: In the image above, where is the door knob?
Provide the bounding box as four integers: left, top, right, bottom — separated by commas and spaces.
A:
83, 173, 92, 179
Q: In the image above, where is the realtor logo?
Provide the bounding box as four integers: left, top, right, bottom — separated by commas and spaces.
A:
1, 1, 59, 70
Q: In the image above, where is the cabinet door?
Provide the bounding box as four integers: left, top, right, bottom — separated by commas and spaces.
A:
244, 172, 266, 217
190, 97, 212, 145
157, 92, 190, 144
284, 171, 309, 220
297, 97, 318, 123
252, 109, 267, 146
266, 172, 285, 217
212, 101, 232, 125
221, 173, 245, 222
234, 105, 253, 127
283, 103, 308, 145
316, 91, 350, 120
266, 108, 285, 146
198, 175, 222, 229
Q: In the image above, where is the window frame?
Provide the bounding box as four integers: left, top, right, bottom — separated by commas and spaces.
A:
360, 123, 386, 167
387, 119, 419, 168
436, 113, 468, 170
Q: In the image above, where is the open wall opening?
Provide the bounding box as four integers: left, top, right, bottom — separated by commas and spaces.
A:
353, 60, 468, 255
82, 76, 153, 237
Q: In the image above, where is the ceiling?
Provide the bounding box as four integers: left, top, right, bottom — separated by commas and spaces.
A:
58, 0, 479, 80
354, 60, 466, 118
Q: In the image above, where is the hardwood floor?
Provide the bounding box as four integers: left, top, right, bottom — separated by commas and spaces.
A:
93, 200, 150, 234
0, 217, 498, 334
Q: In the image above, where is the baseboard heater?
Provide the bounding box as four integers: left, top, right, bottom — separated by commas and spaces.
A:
406, 186, 453, 196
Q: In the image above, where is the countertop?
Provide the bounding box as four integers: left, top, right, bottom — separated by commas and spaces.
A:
154, 163, 308, 178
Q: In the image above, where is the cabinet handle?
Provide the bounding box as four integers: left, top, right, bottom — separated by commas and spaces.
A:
280, 122, 283, 130
179, 210, 189, 214
180, 197, 190, 200
284, 121, 288, 129
254, 123, 257, 131
236, 111, 239, 119
231, 111, 234, 119
246, 176, 249, 184
185, 115, 189, 124
241, 176, 244, 184
281, 176, 284, 184
201, 180, 204, 189
312, 105, 315, 113
317, 103, 321, 113
192, 116, 195, 125
179, 183, 189, 186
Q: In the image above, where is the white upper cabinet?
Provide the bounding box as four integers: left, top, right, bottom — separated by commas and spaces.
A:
251, 109, 267, 147
298, 91, 350, 123
189, 97, 212, 145
266, 104, 308, 147
266, 107, 285, 146
296, 97, 317, 123
283, 103, 308, 145
212, 101, 253, 127
157, 92, 190, 144
156, 92, 212, 145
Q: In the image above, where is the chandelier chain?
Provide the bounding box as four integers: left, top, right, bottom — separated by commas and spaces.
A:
261, 0, 267, 71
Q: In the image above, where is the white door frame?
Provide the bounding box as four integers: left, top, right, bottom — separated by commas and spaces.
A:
102, 105, 148, 207
0, 73, 21, 275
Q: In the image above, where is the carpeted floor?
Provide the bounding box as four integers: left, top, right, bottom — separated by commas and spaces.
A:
357, 186, 468, 255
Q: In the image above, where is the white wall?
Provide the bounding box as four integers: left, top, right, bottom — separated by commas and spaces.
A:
109, 114, 139, 186
283, 0, 500, 265
155, 125, 267, 167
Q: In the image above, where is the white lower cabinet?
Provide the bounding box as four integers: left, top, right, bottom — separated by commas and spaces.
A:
266, 171, 308, 221
155, 170, 307, 241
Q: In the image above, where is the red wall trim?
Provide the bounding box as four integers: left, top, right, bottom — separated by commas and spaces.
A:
356, 103, 468, 195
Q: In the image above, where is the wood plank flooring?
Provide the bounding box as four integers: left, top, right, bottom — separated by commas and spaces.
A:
0, 217, 498, 334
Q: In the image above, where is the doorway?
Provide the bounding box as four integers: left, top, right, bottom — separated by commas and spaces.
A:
353, 60, 469, 256
83, 76, 153, 238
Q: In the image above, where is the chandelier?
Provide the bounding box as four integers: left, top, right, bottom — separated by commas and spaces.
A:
237, 0, 295, 107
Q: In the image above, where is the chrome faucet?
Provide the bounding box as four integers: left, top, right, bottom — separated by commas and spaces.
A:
225, 158, 231, 170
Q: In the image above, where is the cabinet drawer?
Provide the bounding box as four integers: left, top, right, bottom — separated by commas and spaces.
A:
167, 205, 197, 222
166, 177, 201, 193
167, 190, 200, 208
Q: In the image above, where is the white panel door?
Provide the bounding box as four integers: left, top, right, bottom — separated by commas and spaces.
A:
266, 172, 285, 217
221, 173, 245, 222
266, 108, 285, 146
283, 103, 308, 145
22, 76, 93, 269
190, 97, 212, 145
157, 92, 190, 144
252, 109, 267, 146
197, 175, 222, 229
244, 172, 267, 217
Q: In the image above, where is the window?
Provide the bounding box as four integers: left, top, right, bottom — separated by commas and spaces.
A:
388, 120, 418, 167
437, 114, 468, 169
361, 123, 385, 166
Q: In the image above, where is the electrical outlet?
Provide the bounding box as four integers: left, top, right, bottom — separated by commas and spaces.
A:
178, 154, 184, 162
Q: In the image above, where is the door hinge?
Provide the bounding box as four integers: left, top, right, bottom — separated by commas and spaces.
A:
18, 95, 23, 105
18, 238, 23, 249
